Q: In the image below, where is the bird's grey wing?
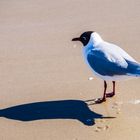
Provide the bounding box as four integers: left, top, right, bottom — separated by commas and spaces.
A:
87, 50, 129, 76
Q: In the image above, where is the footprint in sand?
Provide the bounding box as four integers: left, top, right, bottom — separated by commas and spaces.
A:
112, 102, 122, 114
94, 125, 109, 132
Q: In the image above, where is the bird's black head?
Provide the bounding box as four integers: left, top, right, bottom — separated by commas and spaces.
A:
72, 31, 94, 46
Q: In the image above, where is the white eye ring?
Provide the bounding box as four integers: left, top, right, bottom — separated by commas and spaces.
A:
82, 37, 86, 40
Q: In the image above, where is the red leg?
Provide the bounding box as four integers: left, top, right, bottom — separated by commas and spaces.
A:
106, 81, 115, 98
95, 81, 107, 103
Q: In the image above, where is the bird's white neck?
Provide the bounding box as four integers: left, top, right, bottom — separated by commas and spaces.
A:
89, 32, 103, 46
83, 32, 103, 57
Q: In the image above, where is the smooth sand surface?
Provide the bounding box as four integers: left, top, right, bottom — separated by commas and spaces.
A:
0, 0, 140, 139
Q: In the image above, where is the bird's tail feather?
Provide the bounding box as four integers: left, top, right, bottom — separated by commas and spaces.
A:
133, 70, 140, 77
126, 60, 140, 77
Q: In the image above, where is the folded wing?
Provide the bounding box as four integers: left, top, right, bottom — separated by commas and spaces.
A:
87, 49, 140, 77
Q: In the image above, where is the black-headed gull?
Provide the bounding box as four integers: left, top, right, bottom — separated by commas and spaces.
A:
72, 31, 140, 103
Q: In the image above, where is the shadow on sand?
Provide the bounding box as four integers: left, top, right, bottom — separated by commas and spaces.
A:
0, 100, 114, 126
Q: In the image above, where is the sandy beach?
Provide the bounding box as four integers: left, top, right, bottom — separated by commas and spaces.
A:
0, 0, 140, 139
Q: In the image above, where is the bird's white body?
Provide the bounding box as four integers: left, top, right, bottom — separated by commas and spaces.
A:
83, 32, 140, 81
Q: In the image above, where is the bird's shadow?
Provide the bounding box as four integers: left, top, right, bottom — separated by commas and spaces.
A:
0, 100, 114, 126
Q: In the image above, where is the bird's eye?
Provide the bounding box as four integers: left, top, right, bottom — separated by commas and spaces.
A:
82, 37, 86, 40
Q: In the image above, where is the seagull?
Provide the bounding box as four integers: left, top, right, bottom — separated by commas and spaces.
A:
72, 31, 140, 103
